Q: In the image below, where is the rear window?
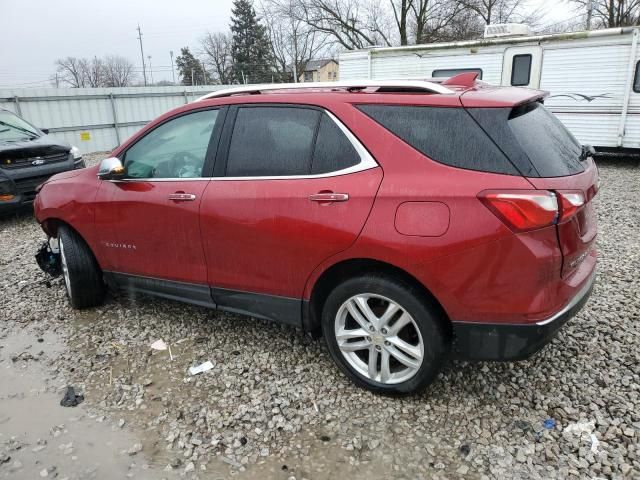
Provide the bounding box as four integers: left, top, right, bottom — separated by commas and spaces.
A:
356, 104, 518, 175
468, 103, 585, 177
508, 103, 583, 176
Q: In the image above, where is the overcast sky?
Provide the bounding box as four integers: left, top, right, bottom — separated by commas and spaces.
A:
1, 0, 572, 88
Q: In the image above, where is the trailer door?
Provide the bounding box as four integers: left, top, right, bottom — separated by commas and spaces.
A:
502, 46, 543, 88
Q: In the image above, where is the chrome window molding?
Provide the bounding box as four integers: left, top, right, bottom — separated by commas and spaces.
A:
112, 109, 379, 182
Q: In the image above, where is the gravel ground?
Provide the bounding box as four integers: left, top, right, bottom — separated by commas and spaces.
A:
1, 152, 638, 479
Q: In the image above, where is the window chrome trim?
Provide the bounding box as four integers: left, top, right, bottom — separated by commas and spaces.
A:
116, 109, 379, 182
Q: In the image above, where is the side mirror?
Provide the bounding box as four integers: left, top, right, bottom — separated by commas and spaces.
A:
40, 128, 50, 135
97, 157, 126, 180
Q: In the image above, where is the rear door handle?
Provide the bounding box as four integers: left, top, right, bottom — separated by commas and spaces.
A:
309, 192, 349, 202
168, 193, 197, 201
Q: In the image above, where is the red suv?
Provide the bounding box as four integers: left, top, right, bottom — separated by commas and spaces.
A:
34, 74, 597, 394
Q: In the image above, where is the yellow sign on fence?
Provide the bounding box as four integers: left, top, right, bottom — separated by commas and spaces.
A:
80, 131, 91, 141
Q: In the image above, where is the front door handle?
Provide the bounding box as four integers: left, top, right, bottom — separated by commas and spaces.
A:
309, 192, 349, 202
168, 192, 197, 201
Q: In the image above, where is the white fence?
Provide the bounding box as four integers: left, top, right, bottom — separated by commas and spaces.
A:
0, 86, 228, 153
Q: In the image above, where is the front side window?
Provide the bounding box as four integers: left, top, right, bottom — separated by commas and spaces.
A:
432, 68, 483, 79
124, 109, 218, 179
634, 61, 640, 93
511, 54, 532, 86
226, 107, 320, 177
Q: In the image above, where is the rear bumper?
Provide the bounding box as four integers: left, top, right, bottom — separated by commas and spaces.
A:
451, 271, 596, 361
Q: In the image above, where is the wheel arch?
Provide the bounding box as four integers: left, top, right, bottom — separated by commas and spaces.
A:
41, 217, 104, 269
305, 258, 452, 339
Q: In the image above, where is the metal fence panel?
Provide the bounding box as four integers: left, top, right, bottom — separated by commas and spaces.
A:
0, 86, 227, 153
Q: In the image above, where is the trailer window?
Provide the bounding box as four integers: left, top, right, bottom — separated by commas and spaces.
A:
432, 68, 483, 79
634, 61, 640, 93
511, 54, 532, 86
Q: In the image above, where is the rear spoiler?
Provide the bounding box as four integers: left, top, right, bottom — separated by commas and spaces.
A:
460, 84, 549, 108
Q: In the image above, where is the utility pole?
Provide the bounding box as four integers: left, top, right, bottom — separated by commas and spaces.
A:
169, 50, 176, 85
137, 24, 147, 86
586, 0, 594, 30
148, 55, 154, 84
201, 60, 207, 85
191, 68, 195, 86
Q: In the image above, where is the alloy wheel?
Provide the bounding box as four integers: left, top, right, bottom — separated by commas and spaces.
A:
334, 293, 424, 384
59, 236, 72, 299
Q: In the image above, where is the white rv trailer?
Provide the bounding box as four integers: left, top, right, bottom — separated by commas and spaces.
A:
339, 26, 640, 154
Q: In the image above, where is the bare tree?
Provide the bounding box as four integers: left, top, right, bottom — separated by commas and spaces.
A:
201, 32, 233, 84
280, 0, 483, 49
55, 57, 88, 87
262, 0, 328, 81
568, 0, 639, 28
409, 0, 477, 43
291, 0, 392, 49
103, 55, 137, 87
55, 55, 138, 88
460, 0, 541, 25
80, 57, 105, 88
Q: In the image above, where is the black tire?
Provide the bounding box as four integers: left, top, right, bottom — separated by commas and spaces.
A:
58, 225, 105, 309
321, 274, 447, 395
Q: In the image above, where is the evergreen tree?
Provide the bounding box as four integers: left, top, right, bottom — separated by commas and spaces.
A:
230, 0, 273, 84
175, 47, 209, 86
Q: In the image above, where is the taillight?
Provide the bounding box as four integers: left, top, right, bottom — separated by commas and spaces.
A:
556, 190, 585, 222
479, 190, 558, 233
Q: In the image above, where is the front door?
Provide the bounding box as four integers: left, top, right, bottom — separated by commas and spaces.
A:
502, 46, 543, 88
200, 105, 383, 304
94, 108, 222, 286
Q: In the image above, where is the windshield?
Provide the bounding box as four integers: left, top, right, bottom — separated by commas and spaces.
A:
0, 110, 40, 142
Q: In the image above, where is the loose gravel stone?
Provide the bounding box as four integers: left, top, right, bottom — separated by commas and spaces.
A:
0, 154, 638, 478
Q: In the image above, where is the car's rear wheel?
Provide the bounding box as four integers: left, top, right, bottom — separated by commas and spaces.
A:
58, 226, 105, 309
322, 274, 447, 395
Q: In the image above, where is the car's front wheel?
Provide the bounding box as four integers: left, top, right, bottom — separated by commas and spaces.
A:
322, 274, 447, 395
58, 226, 105, 309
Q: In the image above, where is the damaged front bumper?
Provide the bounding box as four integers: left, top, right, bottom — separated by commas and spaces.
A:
35, 237, 61, 277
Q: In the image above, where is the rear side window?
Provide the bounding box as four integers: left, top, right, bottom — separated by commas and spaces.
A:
432, 68, 483, 79
511, 54, 532, 86
356, 104, 518, 175
507, 102, 583, 176
226, 107, 320, 177
634, 61, 640, 93
311, 114, 360, 174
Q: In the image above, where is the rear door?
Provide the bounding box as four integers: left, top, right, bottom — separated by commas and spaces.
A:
200, 104, 382, 300
502, 46, 543, 88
